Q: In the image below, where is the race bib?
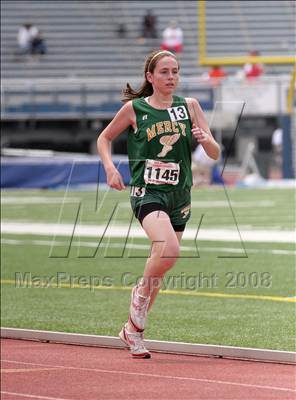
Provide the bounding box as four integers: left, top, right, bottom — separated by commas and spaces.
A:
168, 105, 189, 122
144, 159, 180, 185
130, 186, 146, 197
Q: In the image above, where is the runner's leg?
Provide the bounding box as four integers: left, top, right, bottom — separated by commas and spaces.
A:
147, 230, 183, 311
127, 210, 180, 332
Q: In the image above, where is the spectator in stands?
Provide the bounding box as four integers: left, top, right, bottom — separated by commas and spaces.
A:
243, 50, 264, 79
161, 20, 183, 53
17, 23, 38, 55
207, 65, 227, 85
141, 9, 157, 38
271, 124, 283, 172
117, 23, 127, 38
31, 31, 47, 56
192, 144, 219, 186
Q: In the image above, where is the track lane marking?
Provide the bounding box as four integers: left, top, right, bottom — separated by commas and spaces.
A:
1, 221, 295, 243
0, 198, 276, 207
1, 367, 62, 373
1, 391, 72, 400
2, 237, 295, 256
2, 359, 295, 393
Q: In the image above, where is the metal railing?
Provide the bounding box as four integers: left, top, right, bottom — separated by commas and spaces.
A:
1, 75, 293, 121
1, 77, 215, 120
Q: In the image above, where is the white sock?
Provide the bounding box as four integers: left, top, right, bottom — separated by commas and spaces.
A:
136, 286, 149, 300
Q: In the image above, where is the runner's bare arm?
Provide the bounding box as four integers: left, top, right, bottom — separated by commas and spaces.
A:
97, 101, 136, 190
185, 97, 220, 160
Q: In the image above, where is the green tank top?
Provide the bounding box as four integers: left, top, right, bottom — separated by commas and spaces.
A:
127, 95, 192, 192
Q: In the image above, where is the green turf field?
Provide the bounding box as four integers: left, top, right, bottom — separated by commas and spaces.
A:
1, 186, 295, 351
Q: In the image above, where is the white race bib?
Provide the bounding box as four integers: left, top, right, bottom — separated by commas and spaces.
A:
130, 186, 146, 197
144, 159, 180, 185
168, 105, 189, 122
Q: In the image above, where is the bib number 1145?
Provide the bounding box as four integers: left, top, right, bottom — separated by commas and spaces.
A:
144, 159, 180, 185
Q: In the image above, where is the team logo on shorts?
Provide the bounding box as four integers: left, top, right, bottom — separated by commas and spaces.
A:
181, 205, 190, 218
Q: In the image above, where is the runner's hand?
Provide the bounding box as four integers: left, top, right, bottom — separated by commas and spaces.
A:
106, 167, 126, 190
191, 124, 211, 143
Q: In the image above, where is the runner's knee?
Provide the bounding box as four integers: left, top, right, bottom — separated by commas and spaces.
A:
151, 240, 180, 271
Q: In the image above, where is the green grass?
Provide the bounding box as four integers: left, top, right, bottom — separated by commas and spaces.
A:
2, 187, 295, 229
2, 285, 294, 350
1, 187, 295, 351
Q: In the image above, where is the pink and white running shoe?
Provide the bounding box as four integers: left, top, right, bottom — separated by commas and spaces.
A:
119, 324, 151, 359
129, 285, 150, 331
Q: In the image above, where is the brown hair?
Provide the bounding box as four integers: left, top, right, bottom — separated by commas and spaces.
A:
122, 50, 179, 103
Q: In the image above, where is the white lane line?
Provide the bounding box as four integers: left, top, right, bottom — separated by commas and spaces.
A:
1, 221, 295, 243
185, 200, 275, 208
1, 238, 295, 256
1, 391, 73, 400
2, 359, 295, 393
1, 198, 275, 207
120, 201, 277, 208
1, 197, 79, 205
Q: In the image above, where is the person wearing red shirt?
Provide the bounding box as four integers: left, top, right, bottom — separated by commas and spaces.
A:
244, 51, 264, 78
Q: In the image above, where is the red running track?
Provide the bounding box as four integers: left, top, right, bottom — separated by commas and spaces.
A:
1, 339, 295, 400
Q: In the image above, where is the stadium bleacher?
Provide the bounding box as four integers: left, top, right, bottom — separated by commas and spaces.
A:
205, 1, 295, 59
1, 1, 199, 79
1, 0, 294, 80
1, 0, 295, 179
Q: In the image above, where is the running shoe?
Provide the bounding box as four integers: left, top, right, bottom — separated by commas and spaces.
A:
119, 324, 151, 359
129, 285, 150, 331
